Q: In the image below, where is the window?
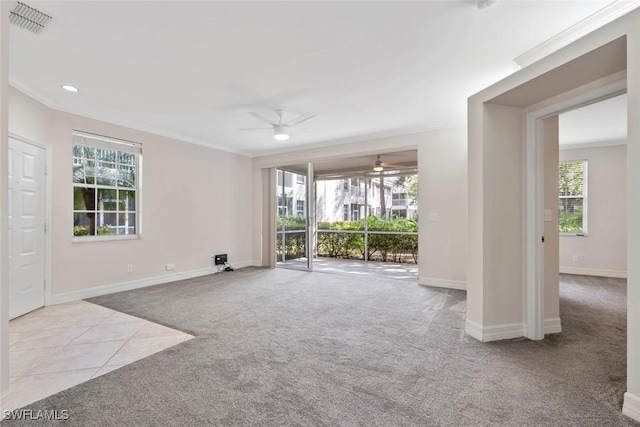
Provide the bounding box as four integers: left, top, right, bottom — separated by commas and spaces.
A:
277, 171, 293, 187
559, 160, 587, 234
343, 204, 349, 221
278, 196, 292, 215
392, 192, 407, 206
343, 180, 349, 191
296, 200, 305, 215
72, 132, 141, 239
296, 174, 305, 184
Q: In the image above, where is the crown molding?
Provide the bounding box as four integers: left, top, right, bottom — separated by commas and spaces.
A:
560, 138, 627, 151
9, 75, 54, 107
10, 76, 466, 160
9, 77, 252, 157
250, 117, 467, 158
514, 0, 640, 69
51, 103, 252, 157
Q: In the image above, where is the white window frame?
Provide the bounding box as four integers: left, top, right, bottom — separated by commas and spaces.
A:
296, 200, 305, 215
559, 160, 588, 236
72, 131, 142, 242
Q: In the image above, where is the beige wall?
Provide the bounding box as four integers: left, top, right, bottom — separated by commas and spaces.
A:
417, 126, 467, 286
481, 103, 524, 326
0, 1, 9, 396
9, 87, 254, 298
559, 144, 627, 276
627, 19, 640, 400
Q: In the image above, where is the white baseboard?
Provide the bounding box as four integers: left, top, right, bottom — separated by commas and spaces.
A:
623, 392, 640, 422
465, 318, 561, 342
418, 277, 467, 290
465, 319, 484, 341
465, 319, 524, 342
50, 260, 255, 305
559, 266, 626, 278
544, 317, 562, 334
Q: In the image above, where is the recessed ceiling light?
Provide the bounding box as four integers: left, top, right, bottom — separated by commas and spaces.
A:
61, 85, 79, 93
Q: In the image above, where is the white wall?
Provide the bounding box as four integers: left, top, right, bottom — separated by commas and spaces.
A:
8, 87, 254, 300
559, 144, 627, 277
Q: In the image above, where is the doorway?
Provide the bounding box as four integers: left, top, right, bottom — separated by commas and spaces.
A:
8, 136, 47, 319
525, 79, 626, 339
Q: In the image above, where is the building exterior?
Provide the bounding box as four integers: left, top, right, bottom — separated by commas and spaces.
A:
277, 170, 417, 223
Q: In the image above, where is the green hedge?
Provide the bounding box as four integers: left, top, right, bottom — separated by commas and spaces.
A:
276, 216, 418, 263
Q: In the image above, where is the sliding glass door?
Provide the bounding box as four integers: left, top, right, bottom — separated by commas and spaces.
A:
275, 163, 314, 271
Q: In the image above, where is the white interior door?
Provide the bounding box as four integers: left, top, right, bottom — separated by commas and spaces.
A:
8, 137, 46, 319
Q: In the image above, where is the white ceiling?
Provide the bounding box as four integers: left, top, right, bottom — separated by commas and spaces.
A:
9, 1, 616, 157
559, 93, 627, 147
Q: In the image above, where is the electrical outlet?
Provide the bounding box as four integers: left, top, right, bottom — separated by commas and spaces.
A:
572, 255, 579, 262
215, 254, 228, 265
166, 263, 176, 271
126, 264, 133, 273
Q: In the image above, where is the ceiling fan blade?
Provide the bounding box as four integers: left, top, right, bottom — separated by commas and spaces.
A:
249, 111, 276, 126
238, 127, 272, 131
283, 113, 315, 127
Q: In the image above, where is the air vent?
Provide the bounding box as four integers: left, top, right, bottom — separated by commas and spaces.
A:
9, 1, 52, 34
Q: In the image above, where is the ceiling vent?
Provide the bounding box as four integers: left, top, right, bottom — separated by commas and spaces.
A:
9, 1, 52, 34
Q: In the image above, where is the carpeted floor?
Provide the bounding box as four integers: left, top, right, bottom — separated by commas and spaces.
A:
4, 268, 637, 426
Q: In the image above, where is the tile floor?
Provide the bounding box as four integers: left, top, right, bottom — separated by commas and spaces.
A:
5, 300, 193, 411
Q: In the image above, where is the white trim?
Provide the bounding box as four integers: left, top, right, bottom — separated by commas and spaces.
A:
544, 317, 562, 334
8, 78, 466, 160
8, 76, 53, 107
525, 78, 627, 341
418, 277, 467, 291
8, 80, 251, 158
251, 118, 466, 158
560, 267, 627, 278
525, 112, 545, 340
514, 0, 640, 69
623, 392, 640, 423
465, 319, 525, 342
465, 318, 484, 341
49, 260, 255, 305
560, 139, 627, 151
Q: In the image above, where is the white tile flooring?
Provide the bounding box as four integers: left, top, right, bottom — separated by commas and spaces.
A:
5, 300, 193, 411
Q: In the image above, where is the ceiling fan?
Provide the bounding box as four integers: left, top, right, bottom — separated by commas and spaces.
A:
239, 110, 315, 141
372, 154, 416, 173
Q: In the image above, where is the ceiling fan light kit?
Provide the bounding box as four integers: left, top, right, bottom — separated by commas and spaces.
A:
273, 125, 290, 141
240, 109, 315, 141
373, 155, 384, 172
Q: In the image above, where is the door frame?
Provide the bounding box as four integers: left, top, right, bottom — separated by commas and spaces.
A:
8, 133, 52, 309
524, 77, 627, 340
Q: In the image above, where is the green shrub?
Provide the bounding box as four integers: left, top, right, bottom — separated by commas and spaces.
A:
73, 225, 90, 236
